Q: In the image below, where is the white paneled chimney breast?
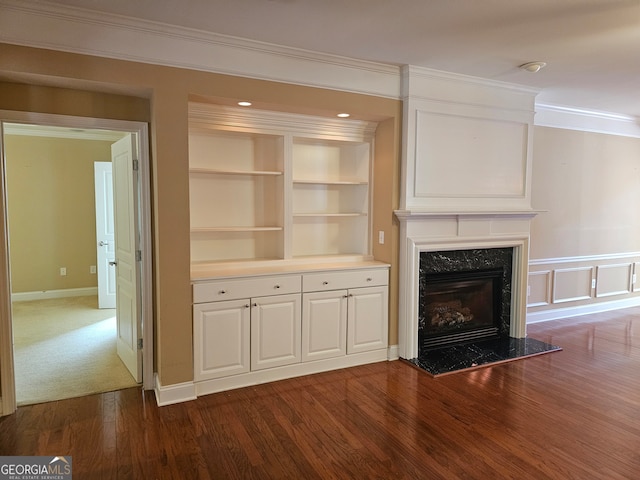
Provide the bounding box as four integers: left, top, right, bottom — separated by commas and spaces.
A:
396, 67, 539, 359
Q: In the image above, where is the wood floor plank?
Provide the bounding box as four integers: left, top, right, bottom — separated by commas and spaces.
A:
2, 307, 640, 478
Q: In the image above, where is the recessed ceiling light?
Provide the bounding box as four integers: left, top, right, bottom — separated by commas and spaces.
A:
519, 61, 547, 73
238, 101, 252, 107
337, 113, 350, 118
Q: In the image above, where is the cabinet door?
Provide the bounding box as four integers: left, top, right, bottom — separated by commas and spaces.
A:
193, 299, 250, 381
251, 294, 302, 371
302, 290, 347, 362
347, 286, 388, 354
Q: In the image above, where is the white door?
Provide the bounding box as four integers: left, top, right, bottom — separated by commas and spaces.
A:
94, 162, 116, 309
302, 291, 347, 361
346, 286, 388, 354
193, 300, 251, 381
112, 134, 142, 382
251, 294, 301, 371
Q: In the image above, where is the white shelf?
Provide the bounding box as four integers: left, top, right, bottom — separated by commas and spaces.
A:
190, 168, 282, 176
191, 226, 284, 233
293, 213, 366, 218
293, 179, 367, 185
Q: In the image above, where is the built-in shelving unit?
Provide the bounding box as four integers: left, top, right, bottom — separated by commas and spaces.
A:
188, 103, 388, 399
188, 103, 377, 268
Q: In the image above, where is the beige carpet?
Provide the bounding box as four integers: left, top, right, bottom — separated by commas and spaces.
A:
12, 295, 139, 406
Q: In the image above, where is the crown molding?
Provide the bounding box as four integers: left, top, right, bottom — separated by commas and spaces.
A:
535, 103, 640, 138
401, 65, 538, 115
402, 65, 540, 97
0, 0, 400, 99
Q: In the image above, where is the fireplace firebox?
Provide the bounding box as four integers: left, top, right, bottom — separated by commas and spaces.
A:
418, 248, 513, 355
420, 268, 503, 349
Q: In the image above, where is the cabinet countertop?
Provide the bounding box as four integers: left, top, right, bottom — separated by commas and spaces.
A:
191, 259, 390, 283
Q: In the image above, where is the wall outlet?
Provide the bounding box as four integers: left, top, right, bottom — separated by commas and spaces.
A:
591, 279, 596, 289
90, 265, 97, 274
60, 267, 67, 276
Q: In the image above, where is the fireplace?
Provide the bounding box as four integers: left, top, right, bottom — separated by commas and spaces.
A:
418, 248, 513, 353
420, 268, 503, 350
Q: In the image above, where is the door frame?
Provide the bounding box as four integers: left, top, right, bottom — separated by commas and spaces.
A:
0, 110, 154, 416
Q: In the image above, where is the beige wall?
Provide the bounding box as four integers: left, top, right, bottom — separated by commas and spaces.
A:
531, 126, 640, 260
528, 126, 640, 317
5, 135, 112, 293
0, 43, 402, 388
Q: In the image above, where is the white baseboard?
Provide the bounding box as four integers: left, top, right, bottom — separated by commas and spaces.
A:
11, 287, 98, 302
527, 296, 640, 324
387, 344, 399, 360
154, 374, 197, 407
195, 350, 388, 399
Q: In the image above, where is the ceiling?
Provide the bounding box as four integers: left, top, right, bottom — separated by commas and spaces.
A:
18, 0, 640, 118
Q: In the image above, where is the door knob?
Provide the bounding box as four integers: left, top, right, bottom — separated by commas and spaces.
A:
99, 241, 109, 247
109, 261, 118, 266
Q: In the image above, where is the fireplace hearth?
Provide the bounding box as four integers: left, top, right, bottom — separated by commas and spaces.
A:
410, 246, 561, 375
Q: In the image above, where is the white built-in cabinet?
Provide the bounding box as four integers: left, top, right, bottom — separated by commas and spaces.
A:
189, 103, 388, 397
193, 267, 389, 394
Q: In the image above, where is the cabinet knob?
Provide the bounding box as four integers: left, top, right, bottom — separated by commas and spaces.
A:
349, 293, 353, 297
274, 284, 281, 289
245, 304, 250, 308
252, 302, 258, 307
322, 281, 329, 285
366, 277, 372, 282
343, 294, 348, 298
219, 290, 227, 294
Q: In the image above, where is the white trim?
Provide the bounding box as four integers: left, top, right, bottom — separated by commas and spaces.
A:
527, 296, 640, 324
195, 350, 388, 398
535, 104, 640, 138
154, 374, 197, 407
0, 120, 16, 417
11, 287, 97, 302
0, 0, 400, 99
530, 251, 640, 266
3, 123, 127, 141
387, 344, 399, 361
0, 111, 154, 414
403, 65, 540, 103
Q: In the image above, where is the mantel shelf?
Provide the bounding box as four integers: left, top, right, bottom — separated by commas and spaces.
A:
190, 168, 283, 176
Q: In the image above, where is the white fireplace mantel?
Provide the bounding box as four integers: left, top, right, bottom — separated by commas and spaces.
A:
395, 210, 537, 359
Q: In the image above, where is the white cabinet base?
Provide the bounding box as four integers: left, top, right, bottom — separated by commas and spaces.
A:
195, 349, 388, 398
192, 264, 389, 399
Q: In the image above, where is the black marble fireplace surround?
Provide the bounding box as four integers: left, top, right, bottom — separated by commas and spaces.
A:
409, 247, 561, 375
419, 247, 513, 352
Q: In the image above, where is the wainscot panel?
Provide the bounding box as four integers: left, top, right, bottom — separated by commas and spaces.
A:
527, 253, 640, 323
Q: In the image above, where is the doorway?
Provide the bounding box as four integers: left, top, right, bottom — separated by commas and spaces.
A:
0, 113, 153, 415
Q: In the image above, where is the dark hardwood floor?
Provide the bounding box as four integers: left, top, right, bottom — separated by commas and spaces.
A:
2, 307, 640, 479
